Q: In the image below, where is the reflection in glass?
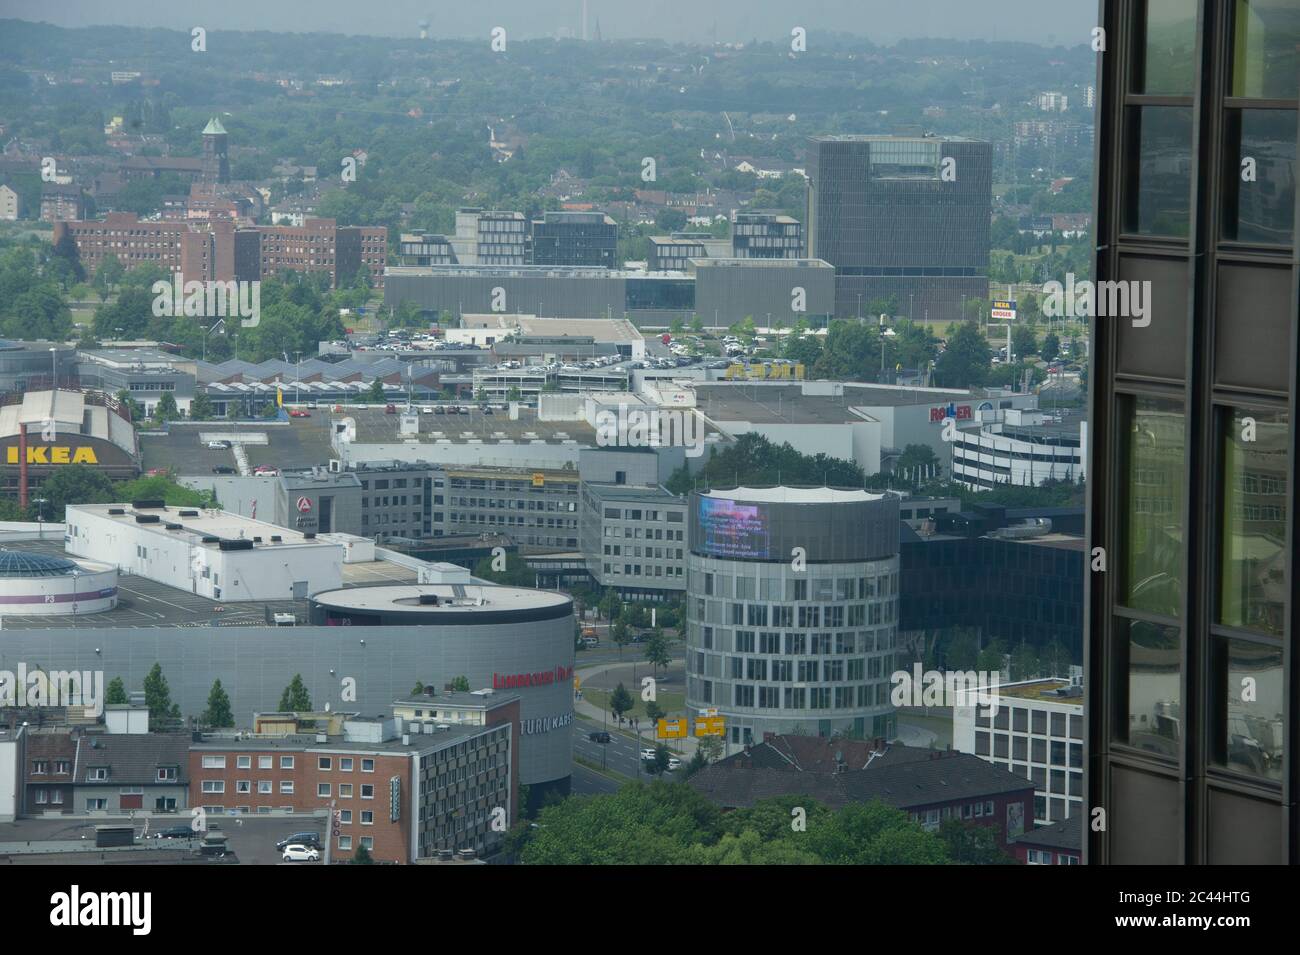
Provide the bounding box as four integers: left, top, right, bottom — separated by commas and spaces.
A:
1138, 0, 1199, 94
1220, 638, 1283, 782
1232, 0, 1300, 99
1220, 408, 1287, 634
1124, 619, 1182, 755
1125, 107, 1193, 237
1223, 109, 1297, 244
1123, 397, 1186, 616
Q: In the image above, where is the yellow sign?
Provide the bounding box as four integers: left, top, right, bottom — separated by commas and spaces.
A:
276, 387, 284, 407
695, 716, 726, 737
6, 446, 99, 465
573, 676, 581, 690
657, 718, 688, 740
532, 472, 545, 487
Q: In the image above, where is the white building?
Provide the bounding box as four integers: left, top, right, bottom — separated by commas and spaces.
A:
65, 503, 344, 602
0, 185, 20, 221
952, 670, 1084, 826
949, 409, 1086, 489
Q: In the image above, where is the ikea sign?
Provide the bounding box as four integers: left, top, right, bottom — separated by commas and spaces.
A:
6, 446, 99, 465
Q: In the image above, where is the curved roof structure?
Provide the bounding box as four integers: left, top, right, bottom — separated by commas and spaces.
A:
0, 550, 80, 578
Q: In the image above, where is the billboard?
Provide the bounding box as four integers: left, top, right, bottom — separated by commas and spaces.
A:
696, 496, 771, 559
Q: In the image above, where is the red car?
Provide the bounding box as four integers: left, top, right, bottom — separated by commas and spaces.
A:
288, 409, 311, 418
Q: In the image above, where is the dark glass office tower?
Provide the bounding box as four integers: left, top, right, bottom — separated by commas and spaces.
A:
806, 135, 991, 321
530, 211, 618, 268
1088, 0, 1298, 864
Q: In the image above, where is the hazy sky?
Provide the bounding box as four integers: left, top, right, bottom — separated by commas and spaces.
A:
0, 0, 1094, 45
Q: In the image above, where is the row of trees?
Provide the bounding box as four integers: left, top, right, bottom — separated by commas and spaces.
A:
104, 665, 320, 730
511, 782, 1012, 865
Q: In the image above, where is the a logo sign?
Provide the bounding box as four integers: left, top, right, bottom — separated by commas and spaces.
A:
520, 711, 574, 736
991, 299, 1017, 320
657, 718, 688, 740
390, 775, 401, 823
492, 665, 574, 690
531, 472, 545, 487
296, 496, 312, 513
930, 403, 972, 423
695, 716, 726, 737
6, 446, 98, 465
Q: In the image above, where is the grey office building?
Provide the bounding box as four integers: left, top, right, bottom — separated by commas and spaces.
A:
807, 135, 992, 321
580, 483, 688, 600
732, 213, 804, 259
690, 259, 835, 327
531, 212, 618, 269
685, 487, 902, 752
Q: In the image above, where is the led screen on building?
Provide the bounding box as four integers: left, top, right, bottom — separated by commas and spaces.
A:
697, 496, 771, 559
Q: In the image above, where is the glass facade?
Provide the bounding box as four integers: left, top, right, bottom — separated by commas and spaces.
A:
1121, 397, 1186, 617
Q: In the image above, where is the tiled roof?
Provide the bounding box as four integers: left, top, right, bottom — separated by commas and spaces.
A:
76, 733, 191, 785
688, 738, 1033, 811
1010, 816, 1083, 852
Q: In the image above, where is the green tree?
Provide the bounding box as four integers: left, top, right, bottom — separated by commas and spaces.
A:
649, 743, 671, 777
39, 464, 115, 513
643, 627, 671, 677
645, 700, 665, 725
105, 677, 128, 706
471, 552, 534, 587
450, 675, 471, 692
933, 321, 991, 389
365, 379, 386, 402
143, 663, 180, 729
202, 679, 234, 728
939, 818, 1016, 864
1041, 332, 1061, 363
352, 843, 374, 865
609, 681, 634, 723
1011, 325, 1038, 360
611, 614, 631, 657
411, 681, 425, 696
279, 674, 313, 712
189, 392, 214, 420
152, 391, 180, 424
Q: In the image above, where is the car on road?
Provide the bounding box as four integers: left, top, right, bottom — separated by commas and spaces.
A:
667, 756, 682, 771
253, 465, 279, 475
275, 832, 322, 851
288, 409, 311, 418
385, 404, 398, 413
282, 844, 320, 862
206, 440, 230, 450
211, 465, 236, 474
588, 731, 612, 743
150, 825, 195, 840
640, 748, 657, 761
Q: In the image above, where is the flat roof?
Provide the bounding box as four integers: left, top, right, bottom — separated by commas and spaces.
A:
994, 679, 1085, 705
700, 486, 886, 504
310, 582, 571, 614
695, 382, 977, 422
68, 503, 335, 552
189, 725, 489, 754
584, 483, 686, 504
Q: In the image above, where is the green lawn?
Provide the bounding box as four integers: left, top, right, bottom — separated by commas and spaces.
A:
582, 686, 686, 720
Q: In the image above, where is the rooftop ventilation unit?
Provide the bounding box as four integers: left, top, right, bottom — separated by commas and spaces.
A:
132, 499, 166, 509
179, 510, 199, 517
135, 514, 161, 524
107, 507, 125, 516
270, 535, 282, 542
218, 539, 253, 551
304, 532, 316, 539
418, 594, 441, 606
164, 523, 181, 530
201, 535, 220, 543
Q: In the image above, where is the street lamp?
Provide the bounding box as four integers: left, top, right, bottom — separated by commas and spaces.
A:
33, 497, 48, 538
49, 347, 57, 390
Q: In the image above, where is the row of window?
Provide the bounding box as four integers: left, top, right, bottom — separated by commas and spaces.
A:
200, 780, 378, 798
200, 754, 377, 772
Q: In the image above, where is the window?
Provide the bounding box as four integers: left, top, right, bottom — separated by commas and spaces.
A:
279, 781, 294, 794
1218, 408, 1287, 634
318, 783, 331, 797
1213, 637, 1284, 782
1132, 0, 1198, 95
31, 760, 47, 775
361, 784, 375, 799
236, 756, 251, 770
1231, 0, 1300, 98
236, 780, 251, 794
1121, 396, 1186, 615
339, 784, 353, 798
361, 759, 375, 773
202, 756, 227, 769
340, 809, 353, 824
1120, 618, 1182, 751
258, 781, 272, 794
338, 835, 353, 850
1124, 106, 1194, 238
1222, 110, 1296, 245
280, 756, 295, 770
87, 768, 108, 781
258, 756, 272, 770
319, 757, 332, 770
201, 781, 225, 794
361, 810, 374, 825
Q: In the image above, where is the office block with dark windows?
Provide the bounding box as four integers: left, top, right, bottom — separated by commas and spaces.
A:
530, 212, 618, 268
806, 135, 991, 320
1087, 0, 1298, 864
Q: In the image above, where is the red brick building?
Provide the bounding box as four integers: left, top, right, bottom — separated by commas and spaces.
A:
53, 212, 386, 289
188, 694, 519, 864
